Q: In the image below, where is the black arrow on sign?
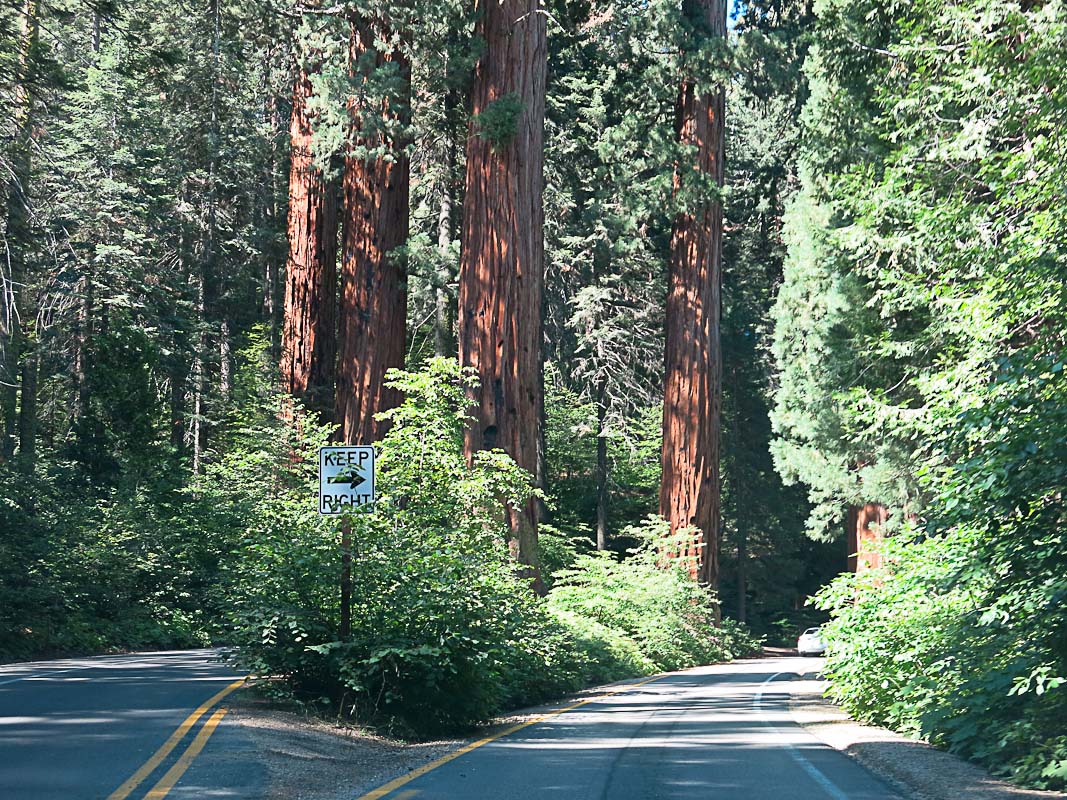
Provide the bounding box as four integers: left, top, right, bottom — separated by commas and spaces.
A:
328, 469, 367, 490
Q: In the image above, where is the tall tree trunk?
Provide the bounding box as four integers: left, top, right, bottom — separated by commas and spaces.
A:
73, 274, 93, 425
847, 502, 888, 573
281, 64, 339, 421
434, 167, 454, 358
1, 0, 38, 463
219, 318, 232, 401
659, 0, 726, 588
736, 527, 747, 623
170, 363, 186, 450
17, 348, 37, 473
191, 278, 207, 474
261, 52, 284, 351
595, 380, 609, 551
458, 0, 547, 589
434, 88, 457, 358
334, 17, 410, 446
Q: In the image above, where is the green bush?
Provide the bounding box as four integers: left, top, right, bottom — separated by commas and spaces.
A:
224, 361, 758, 737
814, 524, 1067, 790
548, 517, 762, 671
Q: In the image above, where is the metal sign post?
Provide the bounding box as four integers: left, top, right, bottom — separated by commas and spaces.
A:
318, 446, 376, 639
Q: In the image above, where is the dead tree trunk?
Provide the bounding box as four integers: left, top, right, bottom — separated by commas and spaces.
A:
334, 17, 410, 446
659, 0, 726, 588
595, 379, 609, 551
458, 0, 547, 590
281, 63, 339, 422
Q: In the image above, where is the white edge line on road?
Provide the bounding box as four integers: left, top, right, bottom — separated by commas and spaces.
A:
0, 666, 87, 686
754, 670, 851, 800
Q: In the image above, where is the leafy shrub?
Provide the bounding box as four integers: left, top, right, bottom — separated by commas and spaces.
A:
224, 361, 758, 737
548, 517, 762, 671
814, 524, 1067, 790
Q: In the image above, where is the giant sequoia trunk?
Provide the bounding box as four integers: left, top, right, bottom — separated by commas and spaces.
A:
334, 18, 410, 446
281, 64, 338, 421
660, 0, 727, 587
458, 0, 546, 588
847, 502, 888, 573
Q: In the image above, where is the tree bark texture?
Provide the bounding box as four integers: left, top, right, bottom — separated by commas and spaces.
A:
847, 502, 887, 573
281, 65, 339, 422
334, 18, 410, 446
434, 150, 454, 358
659, 0, 726, 588
434, 86, 458, 358
458, 0, 547, 588
1, 0, 38, 462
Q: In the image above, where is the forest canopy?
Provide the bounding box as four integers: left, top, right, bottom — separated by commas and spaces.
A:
1, 0, 1064, 787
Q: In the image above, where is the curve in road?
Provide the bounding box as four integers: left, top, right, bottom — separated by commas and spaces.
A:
0, 649, 262, 800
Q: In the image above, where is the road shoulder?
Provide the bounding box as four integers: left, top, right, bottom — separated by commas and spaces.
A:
227, 696, 463, 800
788, 674, 1067, 800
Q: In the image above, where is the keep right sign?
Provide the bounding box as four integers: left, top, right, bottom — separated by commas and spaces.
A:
318, 446, 376, 514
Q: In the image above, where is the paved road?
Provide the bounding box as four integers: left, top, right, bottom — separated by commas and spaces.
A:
360, 657, 903, 800
0, 649, 263, 800
2, 652, 902, 800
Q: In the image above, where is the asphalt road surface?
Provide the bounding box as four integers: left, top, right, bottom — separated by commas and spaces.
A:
0, 649, 263, 800
360, 657, 903, 800
1, 651, 902, 799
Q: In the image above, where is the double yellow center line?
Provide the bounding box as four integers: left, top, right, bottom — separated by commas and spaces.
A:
107, 678, 246, 800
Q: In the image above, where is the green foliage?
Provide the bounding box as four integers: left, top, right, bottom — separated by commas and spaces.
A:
542, 368, 660, 547
777, 0, 1067, 788
814, 523, 1067, 790
472, 92, 525, 148
548, 517, 762, 671
224, 362, 756, 737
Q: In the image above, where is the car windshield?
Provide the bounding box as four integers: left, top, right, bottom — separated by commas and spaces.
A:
803, 628, 821, 635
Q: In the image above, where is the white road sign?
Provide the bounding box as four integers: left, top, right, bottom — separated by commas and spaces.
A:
318, 446, 375, 514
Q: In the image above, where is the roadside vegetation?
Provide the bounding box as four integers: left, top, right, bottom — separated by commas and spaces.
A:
224, 360, 757, 736
773, 1, 1067, 790
1, 0, 1064, 787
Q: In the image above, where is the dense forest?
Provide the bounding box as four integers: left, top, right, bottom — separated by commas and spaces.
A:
0, 0, 1064, 788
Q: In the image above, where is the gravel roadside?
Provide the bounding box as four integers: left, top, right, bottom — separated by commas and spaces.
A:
226, 696, 462, 800
787, 670, 1067, 800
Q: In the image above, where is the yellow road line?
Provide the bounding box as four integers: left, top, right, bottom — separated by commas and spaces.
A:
143, 707, 229, 799
393, 791, 420, 799
356, 674, 664, 800
106, 678, 246, 800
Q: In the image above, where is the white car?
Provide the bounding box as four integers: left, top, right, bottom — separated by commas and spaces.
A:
797, 626, 826, 656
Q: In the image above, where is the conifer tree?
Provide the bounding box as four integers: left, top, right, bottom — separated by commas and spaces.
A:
334, 14, 410, 445
458, 0, 547, 587
281, 49, 339, 422
660, 0, 727, 587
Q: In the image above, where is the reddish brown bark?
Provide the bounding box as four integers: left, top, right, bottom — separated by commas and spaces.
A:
281, 65, 338, 421
659, 0, 727, 588
334, 19, 410, 446
458, 0, 546, 589
847, 503, 888, 573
